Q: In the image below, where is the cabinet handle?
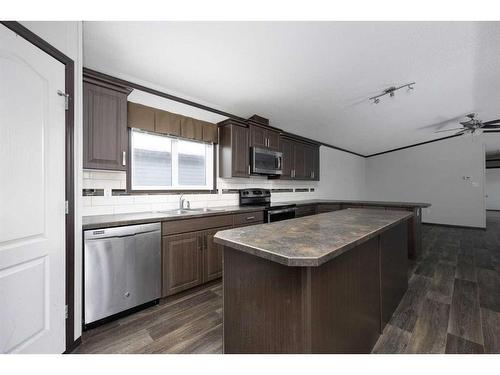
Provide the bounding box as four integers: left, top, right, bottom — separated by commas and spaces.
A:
246, 216, 255, 220
312, 171, 315, 179
122, 151, 126, 166
248, 165, 251, 174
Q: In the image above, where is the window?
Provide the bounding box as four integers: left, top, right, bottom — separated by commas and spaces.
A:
130, 129, 214, 191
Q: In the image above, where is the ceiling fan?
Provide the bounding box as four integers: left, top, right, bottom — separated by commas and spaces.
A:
434, 113, 500, 135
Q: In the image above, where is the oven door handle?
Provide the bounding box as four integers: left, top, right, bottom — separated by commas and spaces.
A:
268, 207, 296, 215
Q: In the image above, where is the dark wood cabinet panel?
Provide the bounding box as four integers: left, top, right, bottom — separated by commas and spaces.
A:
232, 211, 264, 226
317, 203, 342, 213
161, 214, 233, 236
203, 227, 231, 282
83, 81, 128, 171
180, 116, 203, 140
249, 124, 280, 151
154, 110, 181, 136
310, 237, 381, 353
218, 120, 250, 178
279, 138, 294, 180
280, 136, 320, 181
295, 204, 317, 218
249, 124, 267, 148
293, 142, 306, 179
266, 129, 281, 151
202, 122, 218, 144
162, 232, 203, 297
380, 223, 408, 330
127, 102, 155, 132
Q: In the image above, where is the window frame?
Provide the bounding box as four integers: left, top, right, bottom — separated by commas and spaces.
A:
126, 128, 217, 194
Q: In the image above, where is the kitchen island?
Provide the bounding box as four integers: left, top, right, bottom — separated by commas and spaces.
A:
214, 208, 414, 354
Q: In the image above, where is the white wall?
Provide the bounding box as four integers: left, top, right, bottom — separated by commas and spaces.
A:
317, 147, 365, 199
21, 21, 84, 342
365, 136, 486, 228
486, 169, 500, 210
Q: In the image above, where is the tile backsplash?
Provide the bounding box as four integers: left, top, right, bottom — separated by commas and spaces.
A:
83, 170, 320, 216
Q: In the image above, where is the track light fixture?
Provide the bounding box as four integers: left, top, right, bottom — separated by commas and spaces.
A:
369, 82, 415, 104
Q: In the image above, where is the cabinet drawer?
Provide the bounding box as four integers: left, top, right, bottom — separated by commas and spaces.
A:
295, 205, 317, 217
162, 214, 233, 236
317, 204, 342, 213
233, 211, 264, 226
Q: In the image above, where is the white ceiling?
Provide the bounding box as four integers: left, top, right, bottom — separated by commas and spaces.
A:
83, 21, 500, 156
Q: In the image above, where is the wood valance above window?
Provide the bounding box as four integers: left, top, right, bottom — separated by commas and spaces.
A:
127, 101, 218, 144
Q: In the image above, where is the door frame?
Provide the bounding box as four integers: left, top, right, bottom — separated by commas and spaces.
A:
0, 21, 76, 353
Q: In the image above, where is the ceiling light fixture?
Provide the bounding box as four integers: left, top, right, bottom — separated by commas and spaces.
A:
369, 82, 415, 104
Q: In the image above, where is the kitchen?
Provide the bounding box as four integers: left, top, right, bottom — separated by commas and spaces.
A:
1, 12, 500, 369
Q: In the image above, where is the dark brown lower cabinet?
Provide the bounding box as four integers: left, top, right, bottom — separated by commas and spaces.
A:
162, 232, 203, 297
203, 227, 231, 282
316, 203, 342, 213
162, 225, 236, 297
295, 204, 317, 218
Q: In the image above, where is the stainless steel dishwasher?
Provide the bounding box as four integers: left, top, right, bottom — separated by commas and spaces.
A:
84, 222, 161, 328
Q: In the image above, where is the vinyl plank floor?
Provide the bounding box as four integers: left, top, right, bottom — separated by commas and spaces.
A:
445, 333, 484, 354
477, 268, 500, 313
372, 324, 411, 354
456, 253, 476, 282
448, 279, 483, 345
481, 308, 500, 353
405, 298, 450, 354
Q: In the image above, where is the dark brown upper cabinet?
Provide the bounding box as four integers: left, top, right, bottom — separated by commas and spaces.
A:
249, 123, 280, 151
128, 102, 155, 132
83, 79, 130, 171
128, 101, 218, 144
279, 136, 320, 181
218, 119, 250, 178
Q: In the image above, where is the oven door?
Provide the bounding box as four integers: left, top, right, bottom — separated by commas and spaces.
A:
251, 147, 282, 175
267, 207, 296, 223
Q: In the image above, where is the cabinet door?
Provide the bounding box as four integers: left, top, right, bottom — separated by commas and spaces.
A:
293, 142, 306, 179
313, 145, 320, 181
83, 81, 128, 170
203, 227, 231, 282
266, 129, 281, 151
232, 125, 250, 177
249, 124, 267, 148
162, 232, 203, 297
303, 144, 315, 180
280, 138, 294, 180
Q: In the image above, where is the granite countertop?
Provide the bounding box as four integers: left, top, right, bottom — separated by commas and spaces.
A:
214, 208, 414, 267
82, 205, 264, 230
281, 199, 431, 208
82, 199, 429, 230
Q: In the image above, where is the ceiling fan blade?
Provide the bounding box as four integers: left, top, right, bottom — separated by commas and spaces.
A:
434, 127, 464, 133
455, 130, 467, 136
483, 129, 500, 133
419, 112, 475, 130
482, 124, 500, 129
483, 119, 500, 125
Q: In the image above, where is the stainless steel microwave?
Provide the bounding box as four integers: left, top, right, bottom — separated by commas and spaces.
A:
250, 147, 283, 175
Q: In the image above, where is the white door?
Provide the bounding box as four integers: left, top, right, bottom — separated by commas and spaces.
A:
0, 25, 66, 353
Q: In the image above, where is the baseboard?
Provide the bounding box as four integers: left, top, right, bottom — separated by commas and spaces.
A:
63, 336, 82, 354
422, 222, 486, 230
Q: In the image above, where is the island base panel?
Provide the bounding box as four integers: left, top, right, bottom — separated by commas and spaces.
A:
222, 222, 409, 354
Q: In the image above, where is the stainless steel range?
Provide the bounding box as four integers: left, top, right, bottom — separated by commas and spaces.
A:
239, 188, 296, 222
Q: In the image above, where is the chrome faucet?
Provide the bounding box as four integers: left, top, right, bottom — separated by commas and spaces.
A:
179, 194, 190, 209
